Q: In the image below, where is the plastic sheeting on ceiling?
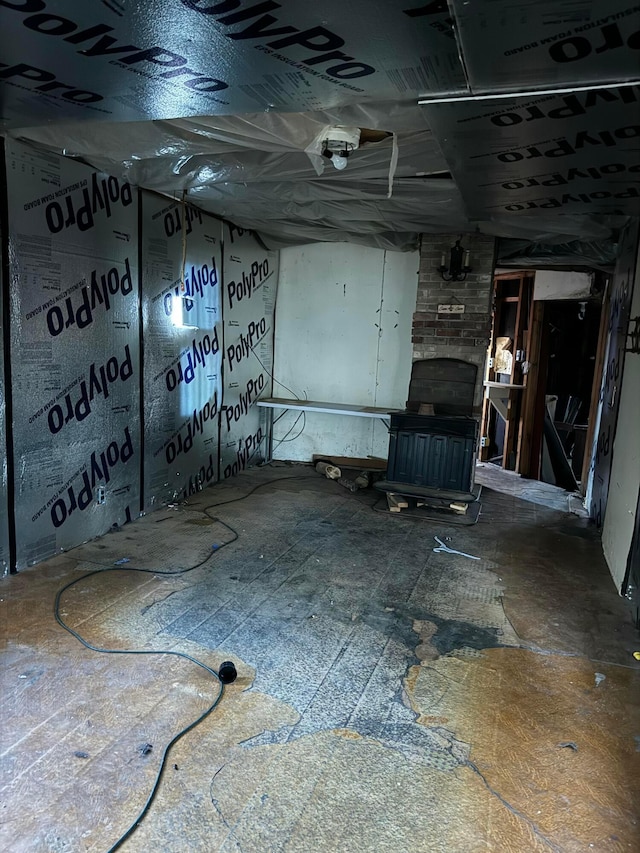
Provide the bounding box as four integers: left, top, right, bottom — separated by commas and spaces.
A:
11, 103, 628, 252
1, 0, 639, 255
496, 238, 619, 272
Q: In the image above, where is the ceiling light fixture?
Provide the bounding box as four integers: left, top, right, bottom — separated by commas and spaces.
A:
439, 239, 472, 282
321, 126, 361, 171
321, 148, 350, 170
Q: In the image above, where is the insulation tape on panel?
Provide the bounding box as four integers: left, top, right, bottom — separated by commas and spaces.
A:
5, 139, 141, 569
141, 192, 223, 509
221, 223, 278, 479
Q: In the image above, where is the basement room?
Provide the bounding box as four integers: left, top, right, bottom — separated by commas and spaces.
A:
1, 1, 639, 851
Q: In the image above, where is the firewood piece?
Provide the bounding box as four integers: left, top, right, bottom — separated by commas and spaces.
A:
387, 493, 408, 512
315, 461, 341, 479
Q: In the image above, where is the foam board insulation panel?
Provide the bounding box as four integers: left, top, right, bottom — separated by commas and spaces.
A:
452, 0, 640, 93
141, 192, 223, 508
0, 0, 467, 125
422, 85, 640, 223
5, 139, 141, 568
221, 223, 277, 478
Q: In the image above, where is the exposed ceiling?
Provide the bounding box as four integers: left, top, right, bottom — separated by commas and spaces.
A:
1, 0, 639, 257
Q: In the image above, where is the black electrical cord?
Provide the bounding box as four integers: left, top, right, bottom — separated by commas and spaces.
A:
249, 345, 304, 402
272, 411, 306, 453
245, 403, 306, 467
278, 418, 306, 445
53, 474, 316, 853
243, 409, 306, 468
226, 347, 307, 468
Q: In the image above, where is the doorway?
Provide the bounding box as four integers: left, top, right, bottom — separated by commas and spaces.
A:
480, 269, 605, 495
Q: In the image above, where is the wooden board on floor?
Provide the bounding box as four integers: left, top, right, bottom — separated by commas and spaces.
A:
387, 493, 409, 512
313, 455, 387, 470
375, 496, 482, 525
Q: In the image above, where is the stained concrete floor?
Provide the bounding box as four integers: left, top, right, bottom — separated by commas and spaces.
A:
1, 464, 639, 852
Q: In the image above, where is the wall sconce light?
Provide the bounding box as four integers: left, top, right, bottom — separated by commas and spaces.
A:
439, 240, 472, 282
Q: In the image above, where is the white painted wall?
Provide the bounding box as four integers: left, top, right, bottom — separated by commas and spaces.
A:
272, 243, 418, 461
602, 240, 640, 591
533, 270, 592, 301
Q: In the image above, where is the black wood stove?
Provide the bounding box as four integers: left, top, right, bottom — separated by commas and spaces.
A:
377, 358, 479, 505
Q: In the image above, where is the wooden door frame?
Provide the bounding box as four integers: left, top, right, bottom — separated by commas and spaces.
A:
516, 300, 545, 477
580, 283, 610, 493
480, 271, 534, 468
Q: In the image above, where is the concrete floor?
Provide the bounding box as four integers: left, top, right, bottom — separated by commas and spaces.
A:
1, 464, 639, 852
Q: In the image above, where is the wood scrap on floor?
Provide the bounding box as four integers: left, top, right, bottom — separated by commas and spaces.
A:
387, 493, 409, 512
312, 454, 387, 471
315, 460, 341, 480
336, 472, 377, 493
354, 473, 371, 489
314, 458, 381, 493
377, 494, 481, 525
337, 476, 360, 493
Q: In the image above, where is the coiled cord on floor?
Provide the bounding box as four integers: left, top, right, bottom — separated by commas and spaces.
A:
53, 474, 316, 852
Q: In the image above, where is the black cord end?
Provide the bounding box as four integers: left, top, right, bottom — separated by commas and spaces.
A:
218, 661, 237, 684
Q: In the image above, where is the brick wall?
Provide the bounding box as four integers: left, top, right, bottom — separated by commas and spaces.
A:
412, 233, 496, 409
